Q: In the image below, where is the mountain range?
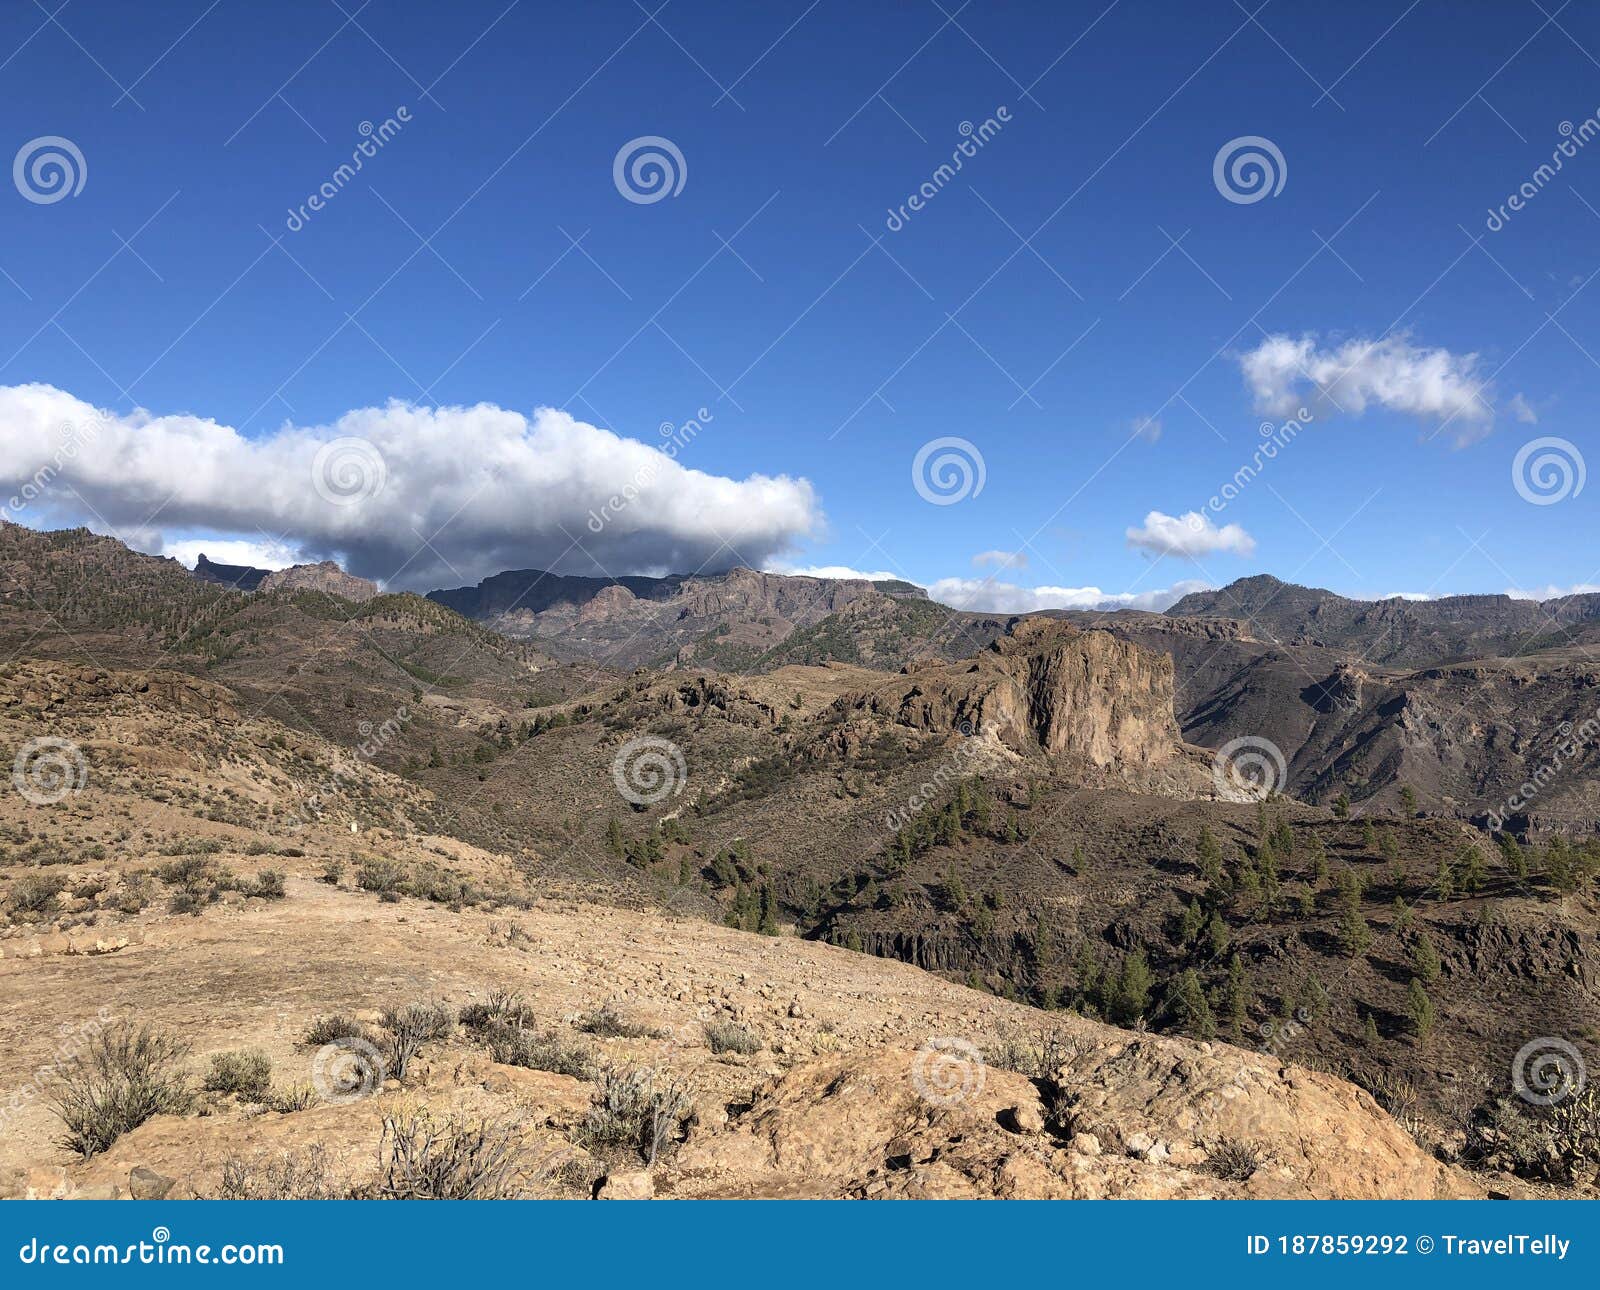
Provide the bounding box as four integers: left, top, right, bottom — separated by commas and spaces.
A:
0, 520, 1594, 1199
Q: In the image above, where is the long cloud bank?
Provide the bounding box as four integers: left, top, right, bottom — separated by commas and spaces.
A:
0, 384, 820, 589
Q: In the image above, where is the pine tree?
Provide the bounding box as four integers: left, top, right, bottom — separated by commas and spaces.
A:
1361, 1011, 1380, 1046
1458, 845, 1487, 894
1409, 931, 1441, 984
1405, 978, 1436, 1042
1221, 953, 1251, 1035
605, 816, 625, 859
1332, 792, 1350, 818
1170, 968, 1216, 1039
1177, 899, 1204, 946
1335, 871, 1371, 957
1434, 853, 1455, 902
1113, 946, 1153, 1024
1399, 785, 1418, 814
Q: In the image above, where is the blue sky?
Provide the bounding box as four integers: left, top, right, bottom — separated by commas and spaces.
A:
1, 0, 1597, 608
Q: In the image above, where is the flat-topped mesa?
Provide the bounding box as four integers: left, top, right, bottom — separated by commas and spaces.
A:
837, 617, 1182, 769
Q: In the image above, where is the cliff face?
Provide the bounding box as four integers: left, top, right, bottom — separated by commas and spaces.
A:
836, 617, 1182, 770
190, 552, 267, 591
259, 560, 378, 601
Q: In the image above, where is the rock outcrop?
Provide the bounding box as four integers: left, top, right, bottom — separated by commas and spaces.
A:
835, 618, 1183, 770
259, 560, 378, 601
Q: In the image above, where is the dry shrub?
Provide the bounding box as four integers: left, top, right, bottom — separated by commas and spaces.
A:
702, 1019, 762, 1055
365, 1110, 533, 1199
578, 1065, 694, 1166
380, 1000, 455, 1078
50, 1022, 194, 1158
219, 1145, 339, 1199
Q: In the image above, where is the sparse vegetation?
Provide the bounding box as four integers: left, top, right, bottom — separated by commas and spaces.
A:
49, 1022, 194, 1159
366, 1110, 535, 1199
702, 1019, 762, 1055
203, 1049, 272, 1101
578, 1065, 694, 1165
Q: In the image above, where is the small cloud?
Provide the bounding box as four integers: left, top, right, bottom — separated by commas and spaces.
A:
1507, 392, 1538, 425
927, 577, 1210, 614
971, 549, 1028, 570
1131, 415, 1162, 444
1380, 591, 1437, 601
1238, 332, 1496, 444
1125, 510, 1256, 559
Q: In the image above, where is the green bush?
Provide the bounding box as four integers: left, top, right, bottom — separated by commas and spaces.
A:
204, 1049, 273, 1101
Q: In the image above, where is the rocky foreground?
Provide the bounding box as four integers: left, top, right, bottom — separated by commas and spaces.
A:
0, 875, 1491, 1200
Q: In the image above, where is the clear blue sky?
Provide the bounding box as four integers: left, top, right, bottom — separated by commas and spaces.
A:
2, 0, 1597, 606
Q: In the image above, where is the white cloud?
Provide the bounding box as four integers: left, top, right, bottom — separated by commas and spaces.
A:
1131, 415, 1162, 443
0, 384, 820, 590
1380, 591, 1437, 601
1125, 510, 1256, 559
926, 576, 1210, 614
1507, 392, 1538, 424
1505, 583, 1600, 601
768, 563, 900, 582
162, 537, 301, 571
1239, 333, 1494, 442
971, 549, 1027, 570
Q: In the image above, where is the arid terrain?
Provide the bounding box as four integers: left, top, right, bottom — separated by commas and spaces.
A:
0, 522, 1595, 1200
